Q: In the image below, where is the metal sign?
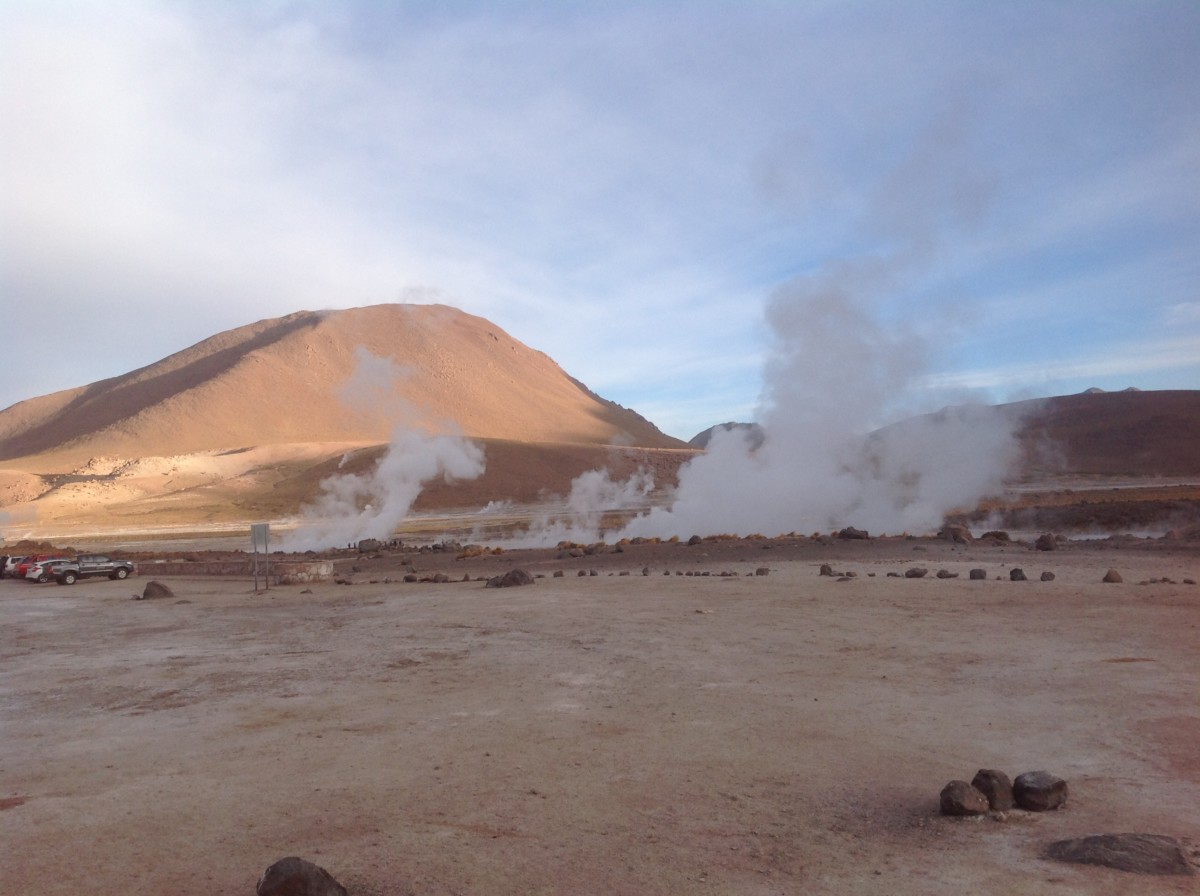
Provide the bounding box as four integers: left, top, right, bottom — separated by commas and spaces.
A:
251, 523, 270, 591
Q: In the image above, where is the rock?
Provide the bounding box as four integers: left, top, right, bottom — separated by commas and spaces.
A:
970, 769, 1014, 811
838, 526, 869, 540
403, 573, 418, 583
356, 538, 381, 553
431, 573, 450, 584
939, 524, 973, 544
577, 569, 587, 577
1103, 569, 1123, 583
642, 566, 651, 576
904, 567, 928, 579
981, 530, 1011, 542
969, 568, 987, 580
552, 569, 564, 578
939, 780, 990, 816
755, 567, 770, 576
257, 856, 348, 896
687, 535, 703, 546
819, 564, 834, 577
1044, 833, 1195, 876
1010, 568, 1027, 581
1035, 533, 1058, 551
1013, 770, 1068, 811
936, 569, 959, 579
1040, 571, 1056, 582
137, 581, 174, 600
486, 568, 535, 588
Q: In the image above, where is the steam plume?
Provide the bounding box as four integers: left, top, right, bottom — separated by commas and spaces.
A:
282, 350, 485, 551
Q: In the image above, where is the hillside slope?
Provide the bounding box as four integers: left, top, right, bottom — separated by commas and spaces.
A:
0, 304, 681, 463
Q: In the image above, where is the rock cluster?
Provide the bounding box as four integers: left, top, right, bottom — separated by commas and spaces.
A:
939, 768, 1067, 816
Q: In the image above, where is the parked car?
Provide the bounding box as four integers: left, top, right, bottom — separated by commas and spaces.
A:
1, 555, 20, 578
54, 554, 136, 585
15, 554, 57, 579
26, 558, 73, 584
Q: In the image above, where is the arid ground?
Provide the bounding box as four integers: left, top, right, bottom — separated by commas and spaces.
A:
3, 534, 1198, 894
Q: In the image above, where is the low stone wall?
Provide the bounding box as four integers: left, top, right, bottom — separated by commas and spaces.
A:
135, 560, 335, 584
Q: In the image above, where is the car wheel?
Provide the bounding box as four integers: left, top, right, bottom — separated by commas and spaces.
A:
36, 574, 49, 584
60, 572, 77, 585
113, 567, 129, 580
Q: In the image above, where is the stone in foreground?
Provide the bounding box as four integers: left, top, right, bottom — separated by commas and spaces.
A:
939, 780, 990, 816
1013, 770, 1068, 811
257, 856, 348, 896
971, 768, 1014, 811
1044, 833, 1195, 876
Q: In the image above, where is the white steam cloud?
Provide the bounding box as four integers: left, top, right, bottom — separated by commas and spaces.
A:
282, 350, 485, 551
523, 111, 1021, 543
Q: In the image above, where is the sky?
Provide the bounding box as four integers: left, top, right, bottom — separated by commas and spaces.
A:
2, 0, 1198, 441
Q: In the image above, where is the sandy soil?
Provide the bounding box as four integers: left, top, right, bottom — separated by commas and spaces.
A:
2, 536, 1198, 895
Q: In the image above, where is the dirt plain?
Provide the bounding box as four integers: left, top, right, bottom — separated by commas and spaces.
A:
2, 532, 1199, 895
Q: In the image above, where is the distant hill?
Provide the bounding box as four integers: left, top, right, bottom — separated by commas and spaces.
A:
693, 390, 1200, 478
1011, 389, 1200, 477
688, 422, 765, 450
0, 304, 683, 463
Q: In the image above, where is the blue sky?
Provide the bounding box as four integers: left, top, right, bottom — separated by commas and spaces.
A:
2, 1, 1197, 440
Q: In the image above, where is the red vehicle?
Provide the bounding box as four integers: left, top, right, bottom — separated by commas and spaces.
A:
14, 554, 62, 579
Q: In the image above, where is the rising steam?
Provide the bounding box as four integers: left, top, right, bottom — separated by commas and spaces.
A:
524, 112, 1020, 543
281, 349, 485, 551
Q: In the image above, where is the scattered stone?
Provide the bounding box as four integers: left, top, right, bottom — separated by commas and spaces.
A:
403, 573, 418, 583
1010, 568, 1027, 582
939, 780, 990, 816
642, 567, 651, 576
430, 573, 450, 584
257, 856, 348, 896
936, 569, 959, 579
1013, 770, 1068, 811
1185, 579, 1197, 586
1040, 571, 1056, 582
969, 568, 987, 580
486, 569, 535, 588
755, 567, 770, 576
589, 569, 598, 577
886, 572, 901, 578
971, 769, 1014, 811
553, 569, 564, 578
356, 538, 381, 553
838, 526, 869, 540
1035, 533, 1058, 551
136, 581, 174, 600
577, 569, 587, 577
1044, 833, 1195, 876
687, 535, 703, 546
1103, 569, 1123, 583
981, 530, 1011, 542
819, 564, 834, 577
905, 567, 928, 579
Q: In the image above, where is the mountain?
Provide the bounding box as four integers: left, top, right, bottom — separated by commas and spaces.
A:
0, 304, 683, 463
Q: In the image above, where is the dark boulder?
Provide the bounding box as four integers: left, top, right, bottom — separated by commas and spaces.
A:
486, 569, 535, 588
819, 564, 834, 577
1040, 571, 1056, 582
1013, 771, 1068, 811
939, 525, 973, 544
1010, 568, 1027, 581
137, 581, 174, 600
1044, 833, 1195, 876
904, 567, 928, 579
257, 857, 347, 896
939, 780, 989, 816
969, 568, 987, 580
1103, 569, 1123, 583
970, 769, 1014, 811
837, 526, 869, 540
1035, 533, 1058, 551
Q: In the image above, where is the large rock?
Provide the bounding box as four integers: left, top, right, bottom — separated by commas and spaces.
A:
904, 567, 928, 579
1013, 770, 1068, 811
1103, 569, 1123, 583
939, 524, 973, 544
257, 856, 348, 896
939, 780, 989, 816
971, 769, 1014, 811
837, 526, 869, 540
1010, 568, 1027, 582
1044, 833, 1195, 876
137, 581, 174, 600
1035, 533, 1058, 551
969, 568, 987, 580
486, 568, 535, 588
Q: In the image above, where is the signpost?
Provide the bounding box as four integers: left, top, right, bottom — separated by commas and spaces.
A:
251, 523, 270, 592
